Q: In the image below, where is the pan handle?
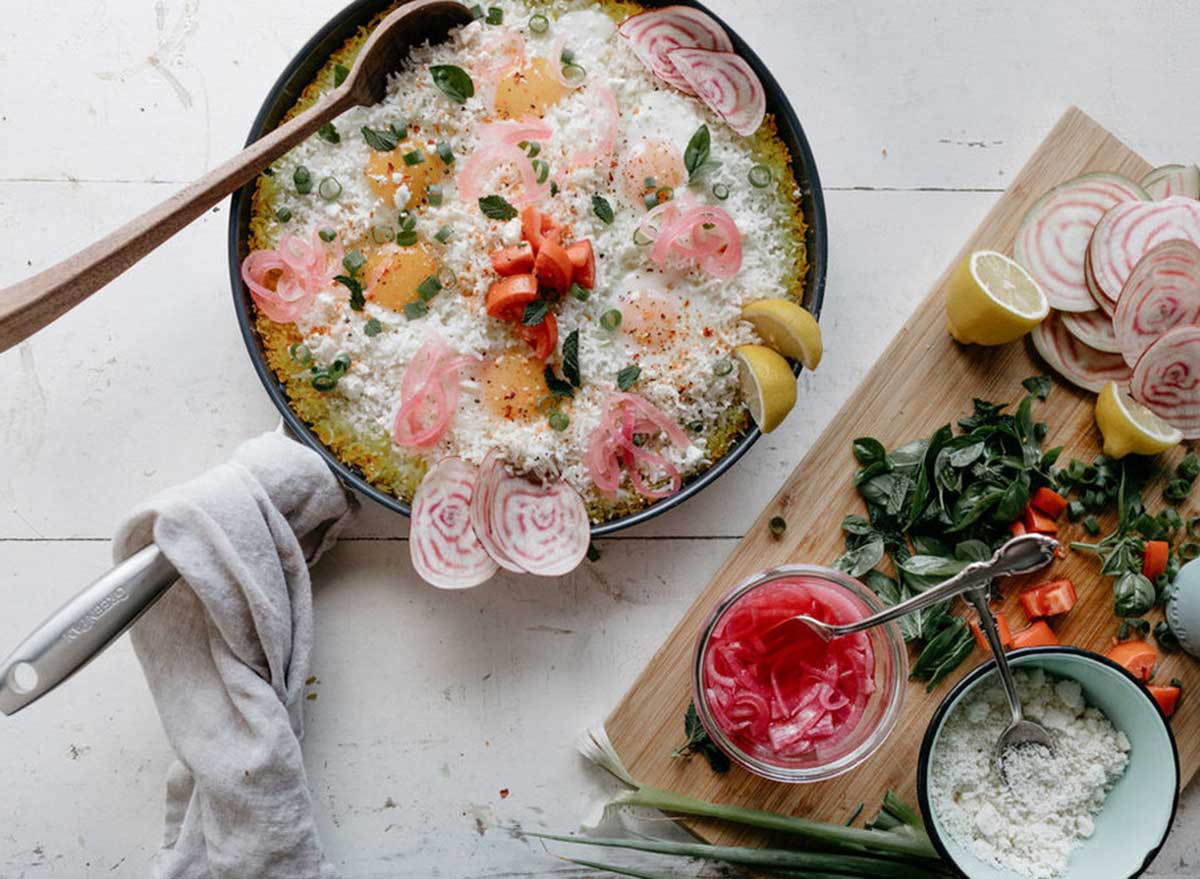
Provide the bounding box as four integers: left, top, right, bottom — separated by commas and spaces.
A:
0, 545, 178, 716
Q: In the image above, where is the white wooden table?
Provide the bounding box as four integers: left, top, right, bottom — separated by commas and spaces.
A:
1, 1, 1198, 875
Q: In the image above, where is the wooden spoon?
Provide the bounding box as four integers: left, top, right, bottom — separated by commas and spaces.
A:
0, 0, 473, 354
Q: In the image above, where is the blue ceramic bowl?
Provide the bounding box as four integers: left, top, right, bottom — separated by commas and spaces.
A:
917, 647, 1179, 879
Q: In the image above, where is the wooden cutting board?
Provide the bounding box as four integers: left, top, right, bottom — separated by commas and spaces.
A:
605, 107, 1199, 843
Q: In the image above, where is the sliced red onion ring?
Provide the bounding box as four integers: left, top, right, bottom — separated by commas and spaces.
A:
479, 116, 553, 147
409, 457, 499, 590
473, 30, 526, 81
668, 47, 765, 136
567, 84, 619, 171
456, 142, 551, 207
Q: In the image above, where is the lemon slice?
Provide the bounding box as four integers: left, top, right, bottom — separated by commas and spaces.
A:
733, 344, 797, 433
945, 250, 1050, 345
1094, 381, 1182, 458
741, 299, 823, 370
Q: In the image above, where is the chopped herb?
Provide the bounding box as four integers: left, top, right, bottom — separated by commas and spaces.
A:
293, 165, 312, 194
311, 373, 337, 392
522, 299, 550, 326
479, 194, 518, 220
396, 228, 418, 247
318, 227, 337, 243
361, 125, 399, 152
643, 191, 660, 209
434, 225, 454, 244
333, 63, 350, 87
616, 364, 641, 390
1155, 620, 1182, 652
436, 141, 455, 164
333, 275, 365, 310
671, 701, 730, 773
430, 64, 475, 103
748, 164, 772, 187
288, 342, 312, 366
592, 194, 615, 225
683, 124, 711, 182
712, 182, 730, 200
343, 251, 366, 275
404, 301, 429, 320
548, 411, 569, 431
769, 516, 787, 536
364, 317, 383, 336
523, 140, 542, 158
486, 5, 503, 24
1179, 452, 1200, 482
417, 275, 442, 302
569, 282, 590, 302
1165, 478, 1193, 503
317, 122, 340, 144
402, 148, 425, 166
528, 13, 549, 33
644, 176, 656, 189
1083, 515, 1101, 535
469, 3, 484, 18
713, 358, 733, 376
532, 158, 550, 184
426, 184, 444, 206
586, 542, 601, 562
599, 308, 622, 331
318, 176, 342, 201
275, 207, 292, 223
562, 329, 581, 387
549, 180, 559, 197
398, 210, 418, 232
544, 365, 575, 399
688, 420, 705, 432
371, 225, 394, 244
560, 47, 576, 65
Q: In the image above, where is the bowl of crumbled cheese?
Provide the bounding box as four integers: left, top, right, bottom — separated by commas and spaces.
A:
917, 646, 1179, 879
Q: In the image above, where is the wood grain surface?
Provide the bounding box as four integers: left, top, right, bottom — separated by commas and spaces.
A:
606, 107, 1197, 842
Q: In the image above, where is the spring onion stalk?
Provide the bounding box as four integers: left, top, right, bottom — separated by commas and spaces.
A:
564, 860, 853, 879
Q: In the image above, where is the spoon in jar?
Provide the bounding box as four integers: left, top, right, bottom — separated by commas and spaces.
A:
0, 0, 474, 354
761, 533, 1059, 779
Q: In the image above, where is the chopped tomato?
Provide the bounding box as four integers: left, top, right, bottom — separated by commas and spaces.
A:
485, 273, 539, 320
1010, 520, 1027, 537
1148, 684, 1181, 718
969, 613, 1014, 651
566, 239, 596, 289
520, 206, 563, 254
534, 238, 574, 292
518, 310, 558, 360
1030, 487, 1068, 519
1023, 505, 1058, 534
1105, 640, 1157, 682
489, 243, 535, 276
1011, 620, 1058, 649
1019, 579, 1077, 620
1142, 540, 1170, 581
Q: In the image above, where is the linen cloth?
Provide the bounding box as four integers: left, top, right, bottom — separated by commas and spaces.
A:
112, 431, 354, 879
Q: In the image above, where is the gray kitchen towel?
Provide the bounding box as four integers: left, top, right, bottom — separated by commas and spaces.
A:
112, 431, 354, 879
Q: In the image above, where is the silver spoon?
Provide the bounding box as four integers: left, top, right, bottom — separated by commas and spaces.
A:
764, 533, 1058, 778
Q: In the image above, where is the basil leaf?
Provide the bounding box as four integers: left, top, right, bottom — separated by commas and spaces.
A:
1022, 375, 1052, 400
317, 122, 341, 144
592, 194, 615, 225
430, 64, 475, 103
361, 125, 399, 152
993, 470, 1031, 523
617, 364, 641, 391
333, 275, 365, 310
833, 536, 885, 578
522, 299, 549, 326
364, 317, 383, 336
563, 329, 581, 387
912, 618, 974, 691
853, 437, 887, 466
841, 514, 873, 536
543, 365, 575, 399
479, 194, 518, 220
954, 539, 991, 563
683, 124, 710, 182
1114, 571, 1155, 618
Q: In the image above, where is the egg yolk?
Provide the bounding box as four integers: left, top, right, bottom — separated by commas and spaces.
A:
493, 57, 569, 119
622, 292, 679, 351
366, 243, 440, 312
482, 351, 552, 421
621, 138, 686, 207
364, 139, 451, 208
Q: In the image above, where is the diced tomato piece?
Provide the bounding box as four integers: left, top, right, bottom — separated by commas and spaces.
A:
1023, 505, 1058, 534
566, 239, 596, 289
1143, 540, 1170, 581
1105, 640, 1157, 682
520, 206, 564, 254
1018, 579, 1078, 620
485, 273, 539, 320
534, 238, 574, 292
489, 243, 535, 276
1148, 684, 1180, 718
1011, 620, 1058, 649
969, 613, 1014, 651
518, 310, 558, 360
1030, 487, 1068, 519
1010, 521, 1027, 537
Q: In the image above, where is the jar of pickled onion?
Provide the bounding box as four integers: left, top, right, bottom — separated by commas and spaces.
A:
692, 565, 907, 782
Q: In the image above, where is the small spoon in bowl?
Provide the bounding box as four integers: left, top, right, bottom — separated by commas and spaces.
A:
0, 0, 474, 354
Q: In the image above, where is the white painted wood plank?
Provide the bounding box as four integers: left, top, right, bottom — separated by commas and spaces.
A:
0, 186, 994, 540
3, 1, 1200, 189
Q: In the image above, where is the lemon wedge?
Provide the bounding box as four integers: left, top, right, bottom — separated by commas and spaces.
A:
946, 250, 1050, 345
733, 344, 797, 433
741, 299, 823, 370
1094, 381, 1182, 458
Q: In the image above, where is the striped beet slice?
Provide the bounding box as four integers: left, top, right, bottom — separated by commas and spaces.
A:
617, 5, 732, 95
488, 470, 590, 577
1088, 196, 1200, 313
1140, 164, 1200, 200
1131, 326, 1200, 438
469, 451, 524, 573
1113, 240, 1200, 367
1061, 308, 1120, 353
1031, 311, 1131, 393
1012, 172, 1146, 313
409, 457, 499, 589
669, 48, 765, 136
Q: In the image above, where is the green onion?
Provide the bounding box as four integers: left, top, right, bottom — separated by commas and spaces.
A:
396, 229, 418, 247
532, 159, 550, 184
469, 3, 484, 19
643, 176, 656, 189
399, 210, 418, 232
434, 225, 454, 244
769, 516, 787, 535
657, 186, 674, 202
688, 420, 704, 432
403, 148, 425, 166
549, 411, 570, 431
288, 342, 312, 365
311, 373, 337, 392
1083, 515, 1101, 535
293, 165, 312, 194
391, 121, 409, 140
570, 282, 590, 302
632, 227, 653, 246
1179, 452, 1200, 482
318, 176, 342, 201
317, 122, 340, 144
528, 13, 549, 33
616, 364, 641, 391
318, 227, 337, 243
537, 395, 559, 415
714, 358, 733, 376
600, 309, 622, 331
1188, 514, 1200, 539
436, 141, 455, 164
426, 184, 444, 206
550, 180, 559, 196
437, 266, 458, 288
748, 164, 772, 187
372, 224, 394, 244
364, 317, 383, 337
417, 275, 442, 302
275, 207, 292, 223
643, 191, 659, 209
343, 250, 367, 275
328, 355, 350, 378
404, 301, 429, 320
524, 141, 542, 158
1183, 542, 1200, 561
561, 63, 587, 85
560, 48, 576, 65
712, 182, 730, 200
486, 5, 502, 24
1165, 478, 1192, 503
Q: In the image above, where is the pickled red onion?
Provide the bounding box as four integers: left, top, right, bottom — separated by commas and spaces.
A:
393, 336, 479, 448
567, 84, 619, 170
585, 392, 690, 499
478, 116, 554, 147
472, 30, 526, 80
641, 201, 742, 277
240, 232, 337, 323
456, 142, 551, 207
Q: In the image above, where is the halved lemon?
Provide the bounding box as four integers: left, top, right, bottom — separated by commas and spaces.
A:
741, 299, 823, 370
945, 250, 1049, 345
733, 344, 796, 433
1094, 381, 1182, 458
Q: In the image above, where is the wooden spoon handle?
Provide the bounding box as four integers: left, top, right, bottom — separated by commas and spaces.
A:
0, 88, 357, 354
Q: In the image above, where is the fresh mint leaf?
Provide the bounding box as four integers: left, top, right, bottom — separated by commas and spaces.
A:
430, 64, 475, 103
562, 329, 580, 387
522, 299, 549, 326
591, 194, 614, 225
616, 364, 641, 391
543, 365, 575, 399
479, 194, 518, 221
671, 701, 729, 773
361, 125, 399, 152
683, 124, 710, 182
317, 122, 340, 144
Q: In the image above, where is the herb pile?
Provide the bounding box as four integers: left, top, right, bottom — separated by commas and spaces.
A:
834, 377, 1062, 690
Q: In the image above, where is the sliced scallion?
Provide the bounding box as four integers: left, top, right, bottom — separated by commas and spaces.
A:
714, 358, 733, 376
525, 141, 541, 158
426, 184, 444, 206
396, 229, 418, 247
404, 301, 429, 320
600, 309, 622, 331
748, 164, 772, 188
329, 354, 352, 378
549, 411, 570, 431
570, 282, 590, 302
469, 3, 484, 18
318, 227, 337, 243
436, 141, 455, 164
561, 63, 587, 85
434, 225, 454, 244
560, 48, 576, 65
318, 176, 342, 201
417, 275, 442, 302
712, 182, 730, 200
372, 224, 395, 244
403, 149, 425, 166
399, 210, 418, 232
275, 207, 292, 223
486, 6, 502, 24
437, 266, 458, 288
288, 342, 312, 366
311, 373, 337, 392
538, 395, 559, 415
643, 191, 659, 209
293, 165, 312, 194
529, 13, 549, 33
643, 176, 656, 189
532, 159, 550, 184
687, 419, 705, 432
632, 227, 654, 246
